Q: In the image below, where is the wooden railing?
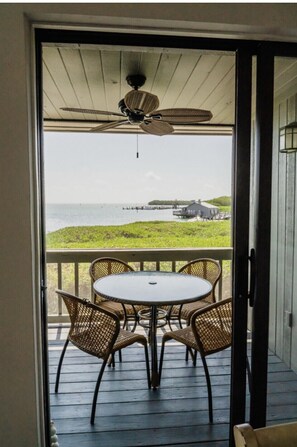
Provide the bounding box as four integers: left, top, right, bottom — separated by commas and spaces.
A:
46, 247, 232, 323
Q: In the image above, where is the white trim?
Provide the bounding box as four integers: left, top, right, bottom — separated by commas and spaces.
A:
27, 16, 47, 447
29, 11, 297, 43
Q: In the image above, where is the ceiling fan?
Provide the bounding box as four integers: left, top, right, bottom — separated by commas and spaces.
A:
60, 74, 213, 136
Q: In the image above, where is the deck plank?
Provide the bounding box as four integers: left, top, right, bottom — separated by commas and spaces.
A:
49, 324, 297, 446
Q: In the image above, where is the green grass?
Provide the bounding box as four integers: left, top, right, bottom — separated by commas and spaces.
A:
46, 220, 231, 249
206, 196, 231, 207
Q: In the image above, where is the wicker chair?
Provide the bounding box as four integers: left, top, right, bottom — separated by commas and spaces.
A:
89, 257, 141, 331
159, 298, 232, 423
234, 422, 297, 447
167, 258, 222, 328
55, 290, 151, 424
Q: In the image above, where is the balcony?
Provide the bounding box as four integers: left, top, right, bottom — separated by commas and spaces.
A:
46, 247, 232, 322
47, 246, 297, 446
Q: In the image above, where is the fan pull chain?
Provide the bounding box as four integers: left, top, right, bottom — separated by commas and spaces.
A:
136, 133, 139, 158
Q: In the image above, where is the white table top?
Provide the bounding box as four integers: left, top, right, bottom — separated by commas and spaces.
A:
93, 271, 212, 306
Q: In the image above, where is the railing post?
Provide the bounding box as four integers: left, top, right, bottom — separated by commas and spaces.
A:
57, 262, 62, 316
219, 260, 223, 300
74, 262, 79, 296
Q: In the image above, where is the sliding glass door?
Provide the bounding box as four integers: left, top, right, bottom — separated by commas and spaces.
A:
241, 44, 297, 438
37, 28, 289, 446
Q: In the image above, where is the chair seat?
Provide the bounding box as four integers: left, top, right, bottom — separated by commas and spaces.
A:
180, 298, 211, 321
97, 300, 126, 318
98, 300, 148, 318
164, 319, 232, 355
113, 329, 147, 351
163, 326, 198, 350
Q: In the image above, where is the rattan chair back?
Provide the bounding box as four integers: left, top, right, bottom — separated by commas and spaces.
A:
89, 257, 134, 304
55, 289, 151, 424
56, 289, 119, 359
191, 298, 232, 357
159, 297, 232, 423
178, 258, 221, 304
90, 257, 134, 280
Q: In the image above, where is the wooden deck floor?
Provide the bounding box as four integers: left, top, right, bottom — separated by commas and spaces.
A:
48, 324, 297, 447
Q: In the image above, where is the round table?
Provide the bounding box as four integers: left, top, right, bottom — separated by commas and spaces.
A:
93, 271, 212, 388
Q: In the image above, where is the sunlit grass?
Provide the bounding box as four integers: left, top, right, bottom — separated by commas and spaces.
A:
46, 220, 231, 249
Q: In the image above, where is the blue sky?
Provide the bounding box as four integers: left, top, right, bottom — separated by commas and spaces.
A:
44, 132, 232, 204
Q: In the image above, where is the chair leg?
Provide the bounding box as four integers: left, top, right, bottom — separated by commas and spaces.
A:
130, 314, 138, 332
144, 344, 151, 389
166, 306, 174, 331
193, 350, 197, 367
185, 347, 196, 365
122, 304, 128, 329
168, 319, 174, 332
147, 328, 151, 345
178, 316, 183, 329
55, 338, 69, 393
130, 306, 138, 332
178, 306, 184, 329
118, 350, 122, 363
159, 338, 166, 381
185, 317, 191, 362
107, 353, 115, 367
201, 356, 213, 423
90, 358, 108, 425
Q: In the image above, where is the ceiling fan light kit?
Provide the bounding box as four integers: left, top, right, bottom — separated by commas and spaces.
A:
61, 74, 212, 136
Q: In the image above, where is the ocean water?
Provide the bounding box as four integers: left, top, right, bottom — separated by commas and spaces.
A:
45, 203, 181, 233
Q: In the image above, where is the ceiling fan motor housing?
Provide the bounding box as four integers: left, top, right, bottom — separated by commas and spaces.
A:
126, 74, 146, 90
118, 99, 145, 124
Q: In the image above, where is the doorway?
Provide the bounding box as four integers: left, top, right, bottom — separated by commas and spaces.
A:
36, 28, 293, 446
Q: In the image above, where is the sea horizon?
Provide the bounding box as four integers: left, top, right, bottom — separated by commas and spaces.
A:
45, 202, 181, 233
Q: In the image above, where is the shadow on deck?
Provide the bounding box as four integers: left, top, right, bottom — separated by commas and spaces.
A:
48, 324, 297, 447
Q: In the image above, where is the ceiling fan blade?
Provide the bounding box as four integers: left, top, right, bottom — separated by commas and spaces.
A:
91, 120, 129, 132
150, 108, 213, 124
124, 90, 159, 115
140, 120, 174, 136
61, 107, 124, 117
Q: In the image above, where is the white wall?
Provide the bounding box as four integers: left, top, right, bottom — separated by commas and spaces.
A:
1, 3, 297, 446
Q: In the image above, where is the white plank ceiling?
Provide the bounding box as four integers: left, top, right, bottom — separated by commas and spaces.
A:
42, 45, 297, 136
42, 44, 235, 135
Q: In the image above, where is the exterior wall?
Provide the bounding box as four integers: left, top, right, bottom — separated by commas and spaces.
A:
270, 87, 297, 372
2, 3, 297, 446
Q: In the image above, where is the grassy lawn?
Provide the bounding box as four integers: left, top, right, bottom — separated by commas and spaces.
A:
46, 220, 231, 249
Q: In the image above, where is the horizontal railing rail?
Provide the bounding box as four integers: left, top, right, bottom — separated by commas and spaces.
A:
46, 247, 232, 323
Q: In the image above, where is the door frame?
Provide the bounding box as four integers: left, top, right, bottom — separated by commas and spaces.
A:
248, 41, 297, 430
249, 43, 275, 430
35, 27, 289, 445
229, 46, 253, 444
